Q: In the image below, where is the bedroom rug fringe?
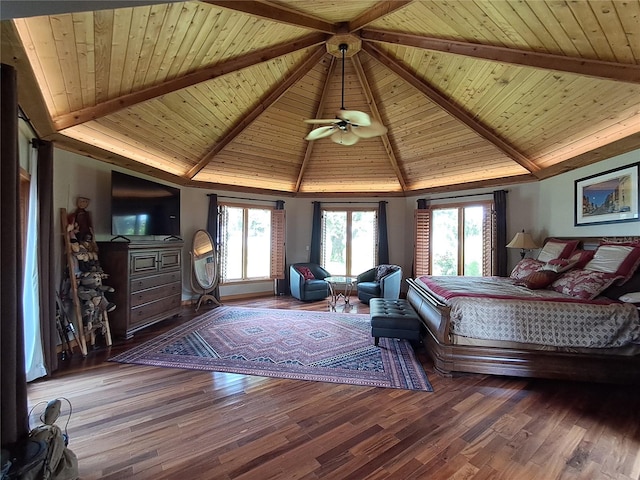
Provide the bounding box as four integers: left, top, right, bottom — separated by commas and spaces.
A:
109, 306, 433, 392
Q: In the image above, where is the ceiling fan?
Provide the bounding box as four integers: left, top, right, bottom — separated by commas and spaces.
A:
305, 43, 387, 146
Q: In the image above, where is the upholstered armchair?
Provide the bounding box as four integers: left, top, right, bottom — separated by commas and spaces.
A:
289, 263, 331, 302
356, 265, 402, 304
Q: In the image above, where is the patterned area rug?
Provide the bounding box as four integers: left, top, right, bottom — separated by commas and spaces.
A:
110, 306, 432, 391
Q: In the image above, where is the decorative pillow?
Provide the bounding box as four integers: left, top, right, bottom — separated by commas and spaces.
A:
515, 270, 558, 289
541, 258, 578, 274
584, 243, 640, 285
536, 239, 579, 263
375, 264, 397, 281
295, 266, 315, 280
568, 249, 595, 269
550, 269, 623, 300
509, 258, 544, 280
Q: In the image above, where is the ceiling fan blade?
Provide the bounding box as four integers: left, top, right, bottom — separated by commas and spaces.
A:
304, 118, 340, 124
337, 110, 371, 127
331, 129, 359, 145
351, 121, 388, 139
305, 125, 337, 141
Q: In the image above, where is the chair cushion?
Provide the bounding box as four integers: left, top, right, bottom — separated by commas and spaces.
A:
304, 279, 328, 292
358, 281, 381, 296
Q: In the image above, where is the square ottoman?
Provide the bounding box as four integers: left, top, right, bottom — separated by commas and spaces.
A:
370, 298, 422, 346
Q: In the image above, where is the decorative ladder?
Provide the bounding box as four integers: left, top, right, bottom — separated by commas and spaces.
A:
60, 208, 112, 356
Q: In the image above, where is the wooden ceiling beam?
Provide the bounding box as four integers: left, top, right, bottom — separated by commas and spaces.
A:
362, 42, 540, 174
202, 1, 337, 34
52, 33, 328, 130
186, 46, 328, 180
348, 1, 414, 32
361, 29, 640, 85
296, 57, 337, 192
351, 54, 407, 191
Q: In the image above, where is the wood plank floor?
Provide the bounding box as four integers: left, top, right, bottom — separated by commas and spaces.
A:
29, 296, 640, 480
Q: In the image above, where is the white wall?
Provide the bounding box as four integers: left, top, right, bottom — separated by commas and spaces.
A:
537, 149, 640, 238
50, 146, 640, 301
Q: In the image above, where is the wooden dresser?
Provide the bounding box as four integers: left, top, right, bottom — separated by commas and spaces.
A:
97, 240, 183, 339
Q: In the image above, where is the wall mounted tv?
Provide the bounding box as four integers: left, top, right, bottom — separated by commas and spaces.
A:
111, 171, 181, 237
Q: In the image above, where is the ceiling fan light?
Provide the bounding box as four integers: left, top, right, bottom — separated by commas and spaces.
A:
331, 129, 359, 145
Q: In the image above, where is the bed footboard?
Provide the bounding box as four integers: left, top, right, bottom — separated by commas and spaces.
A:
406, 278, 451, 345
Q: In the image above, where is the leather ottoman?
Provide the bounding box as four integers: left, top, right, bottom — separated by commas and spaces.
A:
370, 298, 422, 346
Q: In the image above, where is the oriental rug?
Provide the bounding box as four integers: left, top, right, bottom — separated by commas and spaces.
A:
110, 306, 432, 391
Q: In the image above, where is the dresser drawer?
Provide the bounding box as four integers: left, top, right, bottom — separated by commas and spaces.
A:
130, 251, 159, 275
130, 282, 181, 308
159, 249, 181, 271
130, 294, 181, 326
130, 271, 181, 293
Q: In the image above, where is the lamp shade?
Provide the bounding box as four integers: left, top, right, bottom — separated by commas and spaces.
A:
506, 231, 539, 250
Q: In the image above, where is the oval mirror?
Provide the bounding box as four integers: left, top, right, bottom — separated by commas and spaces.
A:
191, 229, 217, 290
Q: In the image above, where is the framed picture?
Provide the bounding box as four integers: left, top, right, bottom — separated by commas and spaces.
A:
575, 162, 639, 226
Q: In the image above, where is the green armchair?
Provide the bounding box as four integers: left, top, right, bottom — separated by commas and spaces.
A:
356, 265, 402, 304
289, 263, 331, 302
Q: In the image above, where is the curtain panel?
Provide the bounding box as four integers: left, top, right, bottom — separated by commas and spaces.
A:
36, 140, 57, 374
1, 62, 29, 448
493, 190, 508, 277
377, 201, 389, 265
309, 201, 321, 264
206, 194, 221, 301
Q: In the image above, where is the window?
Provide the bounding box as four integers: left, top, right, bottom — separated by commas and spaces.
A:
415, 202, 494, 277
321, 208, 377, 276
218, 204, 285, 282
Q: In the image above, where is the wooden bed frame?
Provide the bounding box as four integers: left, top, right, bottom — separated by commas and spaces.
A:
406, 236, 640, 384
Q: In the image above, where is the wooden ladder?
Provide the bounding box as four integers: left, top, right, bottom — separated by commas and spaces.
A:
60, 208, 112, 356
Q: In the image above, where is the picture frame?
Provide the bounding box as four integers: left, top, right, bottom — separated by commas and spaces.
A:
574, 162, 639, 226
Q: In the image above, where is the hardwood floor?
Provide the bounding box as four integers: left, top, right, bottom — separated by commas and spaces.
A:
29, 296, 640, 480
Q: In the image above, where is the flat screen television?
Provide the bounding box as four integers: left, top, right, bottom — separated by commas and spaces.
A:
111, 171, 181, 237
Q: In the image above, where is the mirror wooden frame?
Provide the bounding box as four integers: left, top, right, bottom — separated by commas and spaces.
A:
190, 229, 221, 311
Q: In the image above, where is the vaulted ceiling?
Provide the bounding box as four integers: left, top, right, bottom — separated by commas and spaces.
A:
2, 0, 640, 196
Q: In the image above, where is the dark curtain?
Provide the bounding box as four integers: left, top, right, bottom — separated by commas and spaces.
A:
377, 201, 389, 265
494, 190, 508, 277
206, 193, 220, 301
417, 198, 429, 210
1, 63, 29, 448
36, 140, 58, 374
206, 193, 218, 246
309, 201, 321, 264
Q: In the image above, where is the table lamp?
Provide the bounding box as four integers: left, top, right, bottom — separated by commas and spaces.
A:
506, 230, 540, 259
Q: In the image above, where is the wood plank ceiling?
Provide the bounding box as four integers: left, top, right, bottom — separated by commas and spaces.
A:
2, 0, 640, 196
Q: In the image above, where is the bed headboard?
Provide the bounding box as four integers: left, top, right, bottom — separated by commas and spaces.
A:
544, 236, 640, 251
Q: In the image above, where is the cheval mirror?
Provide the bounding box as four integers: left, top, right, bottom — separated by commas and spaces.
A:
190, 229, 221, 311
